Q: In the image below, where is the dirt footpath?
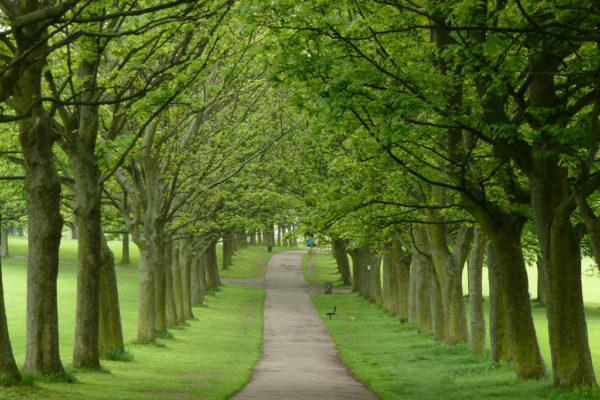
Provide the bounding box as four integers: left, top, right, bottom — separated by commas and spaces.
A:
229, 250, 379, 400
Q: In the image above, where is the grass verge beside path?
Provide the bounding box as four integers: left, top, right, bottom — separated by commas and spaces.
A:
303, 251, 351, 289
220, 245, 299, 278
312, 293, 599, 400
1, 255, 264, 399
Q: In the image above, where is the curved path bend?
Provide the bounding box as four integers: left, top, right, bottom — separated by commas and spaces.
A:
229, 250, 379, 400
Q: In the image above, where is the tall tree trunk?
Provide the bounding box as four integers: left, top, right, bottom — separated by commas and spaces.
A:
348, 246, 378, 299
414, 251, 433, 334
425, 221, 472, 345
257, 231, 263, 245
121, 233, 130, 264
464, 197, 546, 378
529, 155, 595, 386
277, 225, 282, 247
70, 124, 102, 368
536, 256, 547, 305
369, 257, 383, 305
98, 234, 124, 355
15, 20, 65, 374
383, 245, 399, 316
205, 239, 221, 289
179, 243, 194, 319
431, 272, 445, 341
172, 243, 185, 325
332, 238, 352, 286
407, 255, 418, 325
0, 224, 8, 257
391, 235, 411, 323
0, 215, 20, 383
282, 226, 288, 247
487, 243, 511, 363
249, 232, 256, 246
154, 232, 167, 334
492, 221, 547, 379
191, 250, 205, 305
137, 249, 156, 341
71, 215, 79, 240
468, 227, 487, 354
222, 233, 233, 270
164, 241, 178, 327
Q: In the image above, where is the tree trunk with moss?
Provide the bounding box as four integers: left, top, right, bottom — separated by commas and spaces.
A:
0, 225, 8, 257
222, 233, 233, 270
408, 256, 418, 325
425, 218, 472, 346
179, 243, 194, 320
468, 227, 487, 354
98, 234, 124, 355
172, 243, 185, 325
205, 239, 221, 289
0, 215, 20, 383
431, 272, 445, 341
487, 243, 511, 363
164, 241, 178, 327
383, 245, 398, 316
332, 238, 352, 286
414, 250, 433, 334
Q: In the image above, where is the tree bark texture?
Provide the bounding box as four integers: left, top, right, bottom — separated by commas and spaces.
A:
164, 241, 178, 327
222, 233, 233, 270
529, 157, 595, 386
468, 227, 487, 354
1, 225, 8, 257
191, 252, 205, 305
137, 250, 156, 341
14, 15, 65, 374
487, 244, 511, 363
172, 244, 185, 325
431, 272, 445, 341
0, 215, 20, 383
70, 109, 102, 368
408, 256, 418, 326
179, 243, 194, 319
536, 256, 547, 305
425, 222, 471, 345
205, 239, 221, 289
332, 238, 352, 286
98, 234, 124, 355
121, 233, 130, 264
414, 250, 433, 334
383, 245, 399, 317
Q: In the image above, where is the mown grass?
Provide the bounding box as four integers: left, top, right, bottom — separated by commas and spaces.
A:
303, 251, 351, 288
309, 250, 600, 399
6, 236, 141, 268
313, 293, 600, 400
219, 245, 275, 278
1, 244, 265, 400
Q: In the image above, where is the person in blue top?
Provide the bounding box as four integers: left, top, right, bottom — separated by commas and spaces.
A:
306, 238, 312, 247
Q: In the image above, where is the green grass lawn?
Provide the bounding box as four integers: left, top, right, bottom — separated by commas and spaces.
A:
5, 236, 141, 268
1, 244, 265, 400
309, 250, 600, 399
303, 251, 351, 288
219, 245, 280, 279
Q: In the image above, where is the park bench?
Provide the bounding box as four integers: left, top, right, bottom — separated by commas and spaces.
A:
326, 306, 336, 319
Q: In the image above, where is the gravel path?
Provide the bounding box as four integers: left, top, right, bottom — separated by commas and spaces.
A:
229, 250, 379, 400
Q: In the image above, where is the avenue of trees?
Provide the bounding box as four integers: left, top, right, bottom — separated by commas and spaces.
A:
0, 0, 599, 394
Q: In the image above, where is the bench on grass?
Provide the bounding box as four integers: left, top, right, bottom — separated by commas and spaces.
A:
326, 306, 336, 320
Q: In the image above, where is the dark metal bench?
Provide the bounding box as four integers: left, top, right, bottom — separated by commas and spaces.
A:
326, 306, 336, 320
